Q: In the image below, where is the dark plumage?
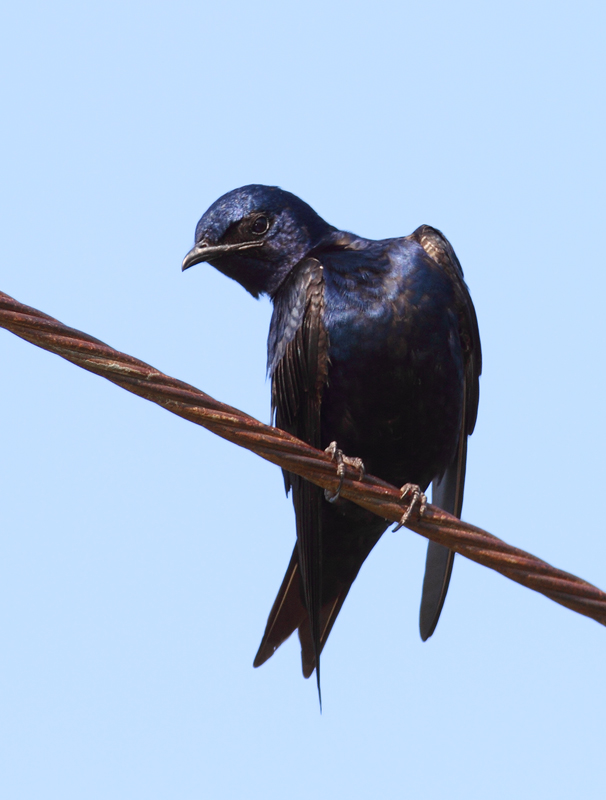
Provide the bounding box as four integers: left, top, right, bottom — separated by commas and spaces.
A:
182, 185, 481, 697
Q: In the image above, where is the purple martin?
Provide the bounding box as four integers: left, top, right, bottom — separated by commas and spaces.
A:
182, 185, 481, 698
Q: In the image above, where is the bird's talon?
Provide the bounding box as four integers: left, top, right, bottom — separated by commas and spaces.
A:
324, 441, 365, 502
393, 483, 427, 530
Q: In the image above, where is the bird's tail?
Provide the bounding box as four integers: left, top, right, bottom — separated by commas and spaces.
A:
252, 546, 353, 678
254, 502, 386, 677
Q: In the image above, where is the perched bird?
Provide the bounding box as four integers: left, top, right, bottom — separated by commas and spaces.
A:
182, 185, 481, 697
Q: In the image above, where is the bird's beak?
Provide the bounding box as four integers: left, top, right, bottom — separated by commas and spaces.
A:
181, 240, 263, 271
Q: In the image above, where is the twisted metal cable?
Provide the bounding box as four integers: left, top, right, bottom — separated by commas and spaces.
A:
2, 289, 605, 627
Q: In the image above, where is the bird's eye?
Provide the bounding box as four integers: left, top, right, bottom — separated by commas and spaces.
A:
251, 215, 269, 235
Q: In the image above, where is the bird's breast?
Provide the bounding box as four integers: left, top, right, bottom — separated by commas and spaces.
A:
319, 255, 465, 489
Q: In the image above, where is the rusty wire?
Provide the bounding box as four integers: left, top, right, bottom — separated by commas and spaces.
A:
2, 288, 606, 628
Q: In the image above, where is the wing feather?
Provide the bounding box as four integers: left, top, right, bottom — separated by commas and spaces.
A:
265, 258, 328, 692
412, 226, 481, 638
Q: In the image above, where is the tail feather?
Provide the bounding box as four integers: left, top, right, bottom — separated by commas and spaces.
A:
255, 504, 386, 676
253, 550, 306, 668
254, 545, 353, 678
299, 592, 348, 678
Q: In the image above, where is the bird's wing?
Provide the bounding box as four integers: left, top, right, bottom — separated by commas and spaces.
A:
265, 257, 329, 691
411, 225, 482, 640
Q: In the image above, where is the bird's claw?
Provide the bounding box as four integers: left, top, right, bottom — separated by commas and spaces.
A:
393, 483, 427, 530
324, 441, 365, 502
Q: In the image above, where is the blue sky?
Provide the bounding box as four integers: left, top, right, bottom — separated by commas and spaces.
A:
1, 1, 605, 798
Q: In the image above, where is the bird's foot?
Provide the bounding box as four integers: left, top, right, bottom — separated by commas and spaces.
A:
324, 441, 365, 503
393, 483, 427, 530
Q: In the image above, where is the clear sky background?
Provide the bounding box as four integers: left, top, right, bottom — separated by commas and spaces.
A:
1, 1, 605, 798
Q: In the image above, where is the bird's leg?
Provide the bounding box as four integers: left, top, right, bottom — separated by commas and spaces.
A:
324, 441, 365, 503
393, 483, 427, 530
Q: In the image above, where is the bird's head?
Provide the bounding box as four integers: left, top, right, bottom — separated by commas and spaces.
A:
182, 185, 333, 297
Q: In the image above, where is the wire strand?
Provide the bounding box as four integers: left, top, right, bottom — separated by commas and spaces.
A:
2, 289, 605, 627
